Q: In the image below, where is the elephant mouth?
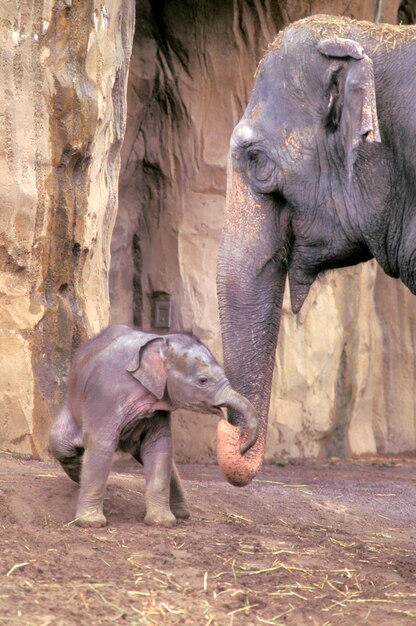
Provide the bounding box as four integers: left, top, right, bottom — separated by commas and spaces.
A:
180, 404, 225, 417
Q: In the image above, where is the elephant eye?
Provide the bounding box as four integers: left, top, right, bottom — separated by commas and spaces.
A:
246, 148, 276, 185
198, 376, 209, 385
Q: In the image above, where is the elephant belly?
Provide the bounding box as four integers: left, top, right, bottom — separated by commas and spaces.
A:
117, 415, 153, 460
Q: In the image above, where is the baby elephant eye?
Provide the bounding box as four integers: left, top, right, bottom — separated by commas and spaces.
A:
198, 376, 209, 385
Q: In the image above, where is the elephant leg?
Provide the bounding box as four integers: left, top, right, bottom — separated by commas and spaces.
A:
140, 413, 176, 527
49, 403, 84, 483
170, 462, 190, 520
75, 439, 115, 528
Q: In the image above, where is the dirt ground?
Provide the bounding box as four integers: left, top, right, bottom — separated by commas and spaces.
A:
1, 452, 416, 625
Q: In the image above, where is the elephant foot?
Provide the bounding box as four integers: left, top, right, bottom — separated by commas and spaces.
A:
171, 503, 190, 520
144, 510, 177, 527
75, 509, 108, 528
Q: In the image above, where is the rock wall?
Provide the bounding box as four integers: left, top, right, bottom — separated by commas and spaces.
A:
110, 0, 416, 463
0, 1, 134, 456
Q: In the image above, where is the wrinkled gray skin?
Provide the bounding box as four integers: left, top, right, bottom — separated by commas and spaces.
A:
49, 325, 258, 527
217, 15, 416, 484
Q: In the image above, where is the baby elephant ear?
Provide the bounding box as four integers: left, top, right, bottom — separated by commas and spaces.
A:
126, 335, 167, 400
318, 36, 381, 181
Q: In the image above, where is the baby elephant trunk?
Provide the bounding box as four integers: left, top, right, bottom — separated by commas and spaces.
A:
217, 387, 260, 484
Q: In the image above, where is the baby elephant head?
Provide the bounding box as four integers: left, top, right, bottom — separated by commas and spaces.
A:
127, 332, 259, 460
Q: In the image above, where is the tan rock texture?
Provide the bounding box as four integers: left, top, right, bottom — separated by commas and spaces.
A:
110, 0, 416, 463
0, 1, 134, 456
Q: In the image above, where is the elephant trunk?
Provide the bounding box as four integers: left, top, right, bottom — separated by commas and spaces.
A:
216, 162, 288, 487
218, 386, 259, 455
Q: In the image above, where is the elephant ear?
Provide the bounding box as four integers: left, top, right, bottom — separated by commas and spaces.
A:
318, 36, 381, 182
126, 334, 167, 400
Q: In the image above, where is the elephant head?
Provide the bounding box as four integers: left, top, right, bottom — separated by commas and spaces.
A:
216, 16, 413, 486
127, 332, 259, 457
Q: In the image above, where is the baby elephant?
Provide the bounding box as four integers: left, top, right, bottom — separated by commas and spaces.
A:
49, 325, 258, 528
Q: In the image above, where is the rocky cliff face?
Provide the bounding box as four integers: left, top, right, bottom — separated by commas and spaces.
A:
0, 1, 134, 456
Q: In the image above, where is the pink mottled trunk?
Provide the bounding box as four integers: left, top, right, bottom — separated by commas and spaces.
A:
217, 417, 266, 487
216, 162, 287, 486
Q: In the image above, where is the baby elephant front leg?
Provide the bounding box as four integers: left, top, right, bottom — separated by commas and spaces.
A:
141, 413, 188, 527
143, 450, 176, 527
170, 462, 190, 521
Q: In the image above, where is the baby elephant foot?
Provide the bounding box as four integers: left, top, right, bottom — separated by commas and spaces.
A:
144, 509, 177, 528
75, 509, 108, 528
171, 502, 190, 520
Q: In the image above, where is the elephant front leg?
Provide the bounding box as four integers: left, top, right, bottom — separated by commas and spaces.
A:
141, 413, 177, 527
170, 462, 190, 520
75, 442, 115, 528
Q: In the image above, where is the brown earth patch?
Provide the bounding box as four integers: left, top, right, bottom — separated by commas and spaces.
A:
1, 452, 416, 624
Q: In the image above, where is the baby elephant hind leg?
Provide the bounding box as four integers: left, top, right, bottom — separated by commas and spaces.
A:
75, 441, 115, 528
49, 403, 84, 483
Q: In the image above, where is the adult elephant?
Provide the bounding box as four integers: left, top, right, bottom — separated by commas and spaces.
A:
216, 15, 416, 487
